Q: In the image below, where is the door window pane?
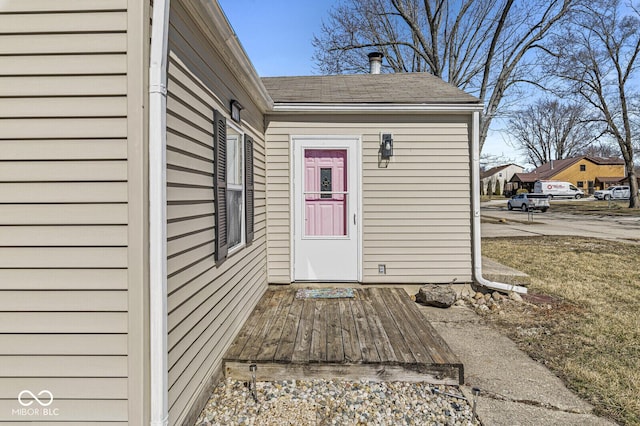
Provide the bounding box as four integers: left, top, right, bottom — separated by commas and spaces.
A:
304, 149, 347, 236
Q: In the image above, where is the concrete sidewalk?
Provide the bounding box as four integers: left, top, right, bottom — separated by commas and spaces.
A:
417, 304, 615, 425
482, 256, 531, 286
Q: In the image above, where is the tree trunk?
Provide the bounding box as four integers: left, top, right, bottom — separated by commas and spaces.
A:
627, 167, 639, 208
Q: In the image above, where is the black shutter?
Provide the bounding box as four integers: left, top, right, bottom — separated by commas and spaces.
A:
213, 109, 228, 263
244, 134, 255, 244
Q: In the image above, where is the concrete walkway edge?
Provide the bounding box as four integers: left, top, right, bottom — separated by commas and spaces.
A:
415, 303, 615, 426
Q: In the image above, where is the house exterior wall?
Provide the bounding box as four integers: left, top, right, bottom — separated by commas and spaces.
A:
265, 113, 473, 284
166, 2, 267, 424
482, 164, 523, 196
550, 160, 625, 192
0, 0, 148, 423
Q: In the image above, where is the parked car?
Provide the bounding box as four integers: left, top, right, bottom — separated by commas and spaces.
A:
534, 180, 584, 199
594, 185, 631, 200
507, 193, 550, 212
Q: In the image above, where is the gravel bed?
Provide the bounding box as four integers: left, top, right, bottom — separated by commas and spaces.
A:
195, 379, 479, 425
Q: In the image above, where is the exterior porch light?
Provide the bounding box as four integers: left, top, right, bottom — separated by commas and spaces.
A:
380, 133, 393, 159
230, 99, 243, 123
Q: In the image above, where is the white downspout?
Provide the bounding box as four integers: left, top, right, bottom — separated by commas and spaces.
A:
471, 111, 527, 294
149, 0, 170, 425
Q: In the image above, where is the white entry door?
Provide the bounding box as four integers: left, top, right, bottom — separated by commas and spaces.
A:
293, 137, 360, 281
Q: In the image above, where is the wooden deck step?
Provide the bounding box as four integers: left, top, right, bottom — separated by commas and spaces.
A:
223, 288, 463, 385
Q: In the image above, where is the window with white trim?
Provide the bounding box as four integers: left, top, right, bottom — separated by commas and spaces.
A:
213, 109, 255, 264
226, 128, 244, 251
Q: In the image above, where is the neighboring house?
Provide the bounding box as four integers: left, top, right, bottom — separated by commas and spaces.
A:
510, 156, 625, 194
599, 171, 640, 188
0, 1, 489, 425
480, 164, 524, 196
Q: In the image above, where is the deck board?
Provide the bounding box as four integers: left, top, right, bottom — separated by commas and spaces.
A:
326, 300, 343, 363
273, 296, 303, 362
291, 299, 314, 363
350, 297, 380, 363
309, 299, 327, 362
256, 290, 295, 361
366, 287, 414, 364
224, 287, 463, 385
225, 290, 275, 359
360, 292, 396, 363
389, 288, 459, 365
238, 289, 281, 360
378, 287, 431, 363
338, 299, 361, 363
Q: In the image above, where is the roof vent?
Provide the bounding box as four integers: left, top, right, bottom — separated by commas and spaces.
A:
368, 52, 383, 74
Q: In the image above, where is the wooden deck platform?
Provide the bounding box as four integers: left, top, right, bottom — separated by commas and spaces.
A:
223, 287, 463, 385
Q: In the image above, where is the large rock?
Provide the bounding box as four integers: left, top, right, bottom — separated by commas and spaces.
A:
415, 284, 457, 308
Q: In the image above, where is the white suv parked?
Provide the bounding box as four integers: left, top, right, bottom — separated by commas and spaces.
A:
594, 186, 630, 200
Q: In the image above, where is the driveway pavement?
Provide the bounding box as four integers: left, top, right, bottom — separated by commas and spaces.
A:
481, 199, 640, 243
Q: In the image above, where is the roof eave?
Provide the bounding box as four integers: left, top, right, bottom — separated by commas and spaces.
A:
184, 1, 274, 112
269, 102, 484, 114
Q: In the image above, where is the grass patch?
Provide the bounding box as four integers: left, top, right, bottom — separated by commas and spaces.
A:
481, 195, 508, 202
550, 200, 640, 216
482, 236, 640, 425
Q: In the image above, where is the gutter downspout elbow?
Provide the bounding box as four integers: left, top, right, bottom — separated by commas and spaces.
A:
149, 0, 170, 425
471, 111, 527, 295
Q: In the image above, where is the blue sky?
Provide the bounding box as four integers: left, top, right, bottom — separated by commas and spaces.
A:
217, 0, 518, 165
218, 0, 340, 77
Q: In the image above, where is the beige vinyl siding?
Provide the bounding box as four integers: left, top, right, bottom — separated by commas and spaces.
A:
266, 114, 473, 284
0, 0, 147, 423
166, 2, 268, 424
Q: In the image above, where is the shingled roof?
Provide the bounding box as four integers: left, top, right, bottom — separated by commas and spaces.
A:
481, 164, 511, 180
262, 73, 479, 104
510, 156, 625, 183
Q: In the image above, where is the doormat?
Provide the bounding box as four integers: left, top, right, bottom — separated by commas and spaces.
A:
295, 288, 356, 299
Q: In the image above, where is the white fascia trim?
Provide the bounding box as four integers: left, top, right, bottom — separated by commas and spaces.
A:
149, 0, 170, 425
188, 0, 273, 112
271, 103, 484, 114
471, 111, 527, 294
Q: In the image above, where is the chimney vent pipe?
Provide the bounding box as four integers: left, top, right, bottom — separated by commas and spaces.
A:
368, 52, 383, 74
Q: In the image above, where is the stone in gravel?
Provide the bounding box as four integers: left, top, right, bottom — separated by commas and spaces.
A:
195, 379, 479, 426
474, 292, 484, 300
415, 284, 457, 308
492, 291, 504, 301
460, 286, 473, 298
509, 291, 523, 302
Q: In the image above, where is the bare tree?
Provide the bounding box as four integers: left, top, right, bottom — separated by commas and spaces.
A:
507, 99, 600, 167
312, 0, 576, 151
480, 152, 519, 170
583, 140, 623, 158
545, 0, 640, 207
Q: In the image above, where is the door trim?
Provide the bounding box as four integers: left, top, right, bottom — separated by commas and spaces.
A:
290, 135, 362, 282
